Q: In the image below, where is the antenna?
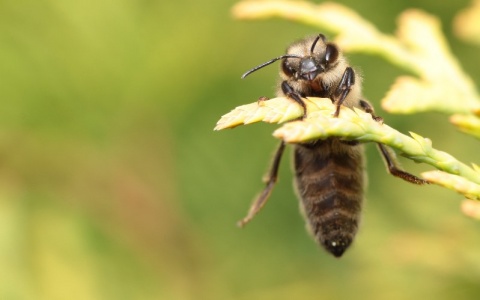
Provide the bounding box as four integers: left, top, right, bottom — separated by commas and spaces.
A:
241, 55, 302, 79
310, 34, 326, 54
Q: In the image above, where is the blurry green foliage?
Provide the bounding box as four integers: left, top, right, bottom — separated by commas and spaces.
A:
1, 0, 480, 299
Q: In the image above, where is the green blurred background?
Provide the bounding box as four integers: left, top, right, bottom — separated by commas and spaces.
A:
1, 0, 480, 299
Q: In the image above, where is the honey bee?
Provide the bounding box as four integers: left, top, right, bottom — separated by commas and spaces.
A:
238, 34, 428, 257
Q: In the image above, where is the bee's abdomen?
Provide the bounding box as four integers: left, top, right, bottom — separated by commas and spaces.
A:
293, 139, 364, 257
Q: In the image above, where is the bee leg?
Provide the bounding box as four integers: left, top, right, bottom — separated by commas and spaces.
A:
257, 96, 270, 104
357, 100, 427, 184
281, 81, 307, 118
237, 141, 286, 227
359, 99, 384, 123
377, 141, 429, 185
333, 67, 355, 117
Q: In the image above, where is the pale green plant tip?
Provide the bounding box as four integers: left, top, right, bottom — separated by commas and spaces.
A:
214, 97, 304, 131
214, 102, 256, 130
422, 171, 480, 200
453, 0, 480, 46
381, 9, 480, 115
381, 78, 477, 114
472, 163, 480, 173
461, 199, 480, 220
409, 132, 431, 150
232, 1, 376, 40
214, 97, 337, 131
449, 114, 480, 139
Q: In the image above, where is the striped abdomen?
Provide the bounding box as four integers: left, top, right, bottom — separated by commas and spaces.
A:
293, 138, 365, 257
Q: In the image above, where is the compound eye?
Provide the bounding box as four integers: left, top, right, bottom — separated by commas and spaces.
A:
281, 59, 295, 77
324, 43, 339, 66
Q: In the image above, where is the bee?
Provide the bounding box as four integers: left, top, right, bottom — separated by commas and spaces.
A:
238, 34, 428, 257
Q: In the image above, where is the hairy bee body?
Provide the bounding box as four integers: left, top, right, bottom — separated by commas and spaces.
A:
281, 36, 365, 256
238, 34, 426, 258
293, 139, 364, 257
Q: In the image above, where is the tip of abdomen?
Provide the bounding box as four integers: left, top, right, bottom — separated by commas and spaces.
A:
323, 236, 352, 257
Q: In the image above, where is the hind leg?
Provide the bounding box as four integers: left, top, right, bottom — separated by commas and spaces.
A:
237, 141, 287, 227
359, 100, 428, 185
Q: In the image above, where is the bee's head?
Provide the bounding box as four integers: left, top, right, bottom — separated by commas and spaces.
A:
282, 34, 339, 81
242, 34, 340, 82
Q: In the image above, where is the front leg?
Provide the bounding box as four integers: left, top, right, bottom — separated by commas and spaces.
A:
332, 67, 355, 117
281, 81, 307, 118
359, 99, 384, 123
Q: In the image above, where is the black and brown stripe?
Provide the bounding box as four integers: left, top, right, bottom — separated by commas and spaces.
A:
293, 138, 365, 257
